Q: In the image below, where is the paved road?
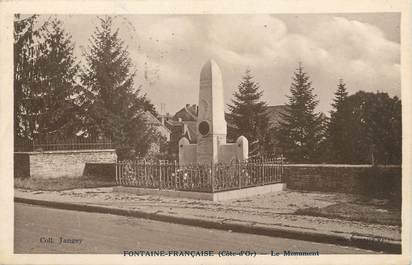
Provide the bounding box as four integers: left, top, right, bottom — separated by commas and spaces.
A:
15, 203, 377, 254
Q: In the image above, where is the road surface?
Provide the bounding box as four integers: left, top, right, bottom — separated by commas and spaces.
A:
15, 203, 377, 254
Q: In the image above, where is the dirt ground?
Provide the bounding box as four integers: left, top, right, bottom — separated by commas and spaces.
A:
15, 187, 402, 242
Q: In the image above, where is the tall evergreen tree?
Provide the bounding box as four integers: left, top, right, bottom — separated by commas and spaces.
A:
14, 14, 41, 141
80, 16, 158, 159
14, 16, 78, 142
227, 69, 272, 157
277, 63, 323, 163
327, 79, 349, 162
33, 18, 80, 140
332, 79, 348, 110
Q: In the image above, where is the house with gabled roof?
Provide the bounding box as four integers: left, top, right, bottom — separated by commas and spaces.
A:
143, 111, 171, 142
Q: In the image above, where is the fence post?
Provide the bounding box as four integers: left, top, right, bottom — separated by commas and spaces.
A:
280, 154, 284, 180
238, 160, 241, 189
144, 159, 146, 175
261, 157, 264, 185
174, 160, 177, 190
120, 160, 123, 186
159, 160, 162, 190
134, 160, 138, 186
119, 162, 123, 185
115, 161, 118, 184
211, 160, 214, 193
143, 160, 146, 187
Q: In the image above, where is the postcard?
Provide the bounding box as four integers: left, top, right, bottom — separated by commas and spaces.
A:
0, 0, 410, 264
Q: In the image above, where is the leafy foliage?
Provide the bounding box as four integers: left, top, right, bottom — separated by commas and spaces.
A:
227, 70, 272, 157
329, 91, 401, 164
276, 63, 324, 163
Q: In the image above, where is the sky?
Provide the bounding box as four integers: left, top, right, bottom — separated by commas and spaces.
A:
43, 13, 400, 115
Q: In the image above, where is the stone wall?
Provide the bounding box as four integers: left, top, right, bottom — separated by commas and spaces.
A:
283, 164, 401, 200
14, 153, 30, 178
23, 149, 117, 178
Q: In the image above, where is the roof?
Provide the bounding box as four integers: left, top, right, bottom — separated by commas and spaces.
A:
174, 104, 198, 121
143, 111, 171, 133
165, 119, 182, 127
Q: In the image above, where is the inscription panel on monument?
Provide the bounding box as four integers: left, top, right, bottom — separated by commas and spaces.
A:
197, 136, 213, 164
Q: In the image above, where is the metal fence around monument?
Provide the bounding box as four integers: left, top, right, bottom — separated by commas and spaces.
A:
14, 136, 113, 152
115, 157, 284, 193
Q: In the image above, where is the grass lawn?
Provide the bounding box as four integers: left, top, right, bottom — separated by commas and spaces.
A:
14, 176, 116, 191
294, 202, 401, 226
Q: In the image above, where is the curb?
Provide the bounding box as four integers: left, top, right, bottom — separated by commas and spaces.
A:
14, 196, 401, 254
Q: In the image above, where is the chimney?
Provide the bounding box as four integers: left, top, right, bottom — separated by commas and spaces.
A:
160, 103, 165, 115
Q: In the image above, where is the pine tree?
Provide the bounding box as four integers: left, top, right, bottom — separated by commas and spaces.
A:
14, 14, 41, 141
227, 69, 272, 157
332, 79, 348, 110
14, 16, 78, 143
33, 18, 80, 140
277, 63, 323, 163
327, 79, 349, 162
80, 16, 157, 159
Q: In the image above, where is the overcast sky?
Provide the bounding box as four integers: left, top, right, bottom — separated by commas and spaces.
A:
46, 13, 400, 115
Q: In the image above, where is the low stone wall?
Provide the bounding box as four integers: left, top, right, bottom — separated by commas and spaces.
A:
14, 153, 30, 178
15, 149, 117, 178
283, 164, 401, 200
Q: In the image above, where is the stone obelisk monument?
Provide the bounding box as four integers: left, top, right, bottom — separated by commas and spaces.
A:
196, 60, 227, 164
179, 60, 248, 165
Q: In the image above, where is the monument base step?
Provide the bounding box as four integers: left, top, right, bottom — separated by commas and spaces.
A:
113, 183, 286, 202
